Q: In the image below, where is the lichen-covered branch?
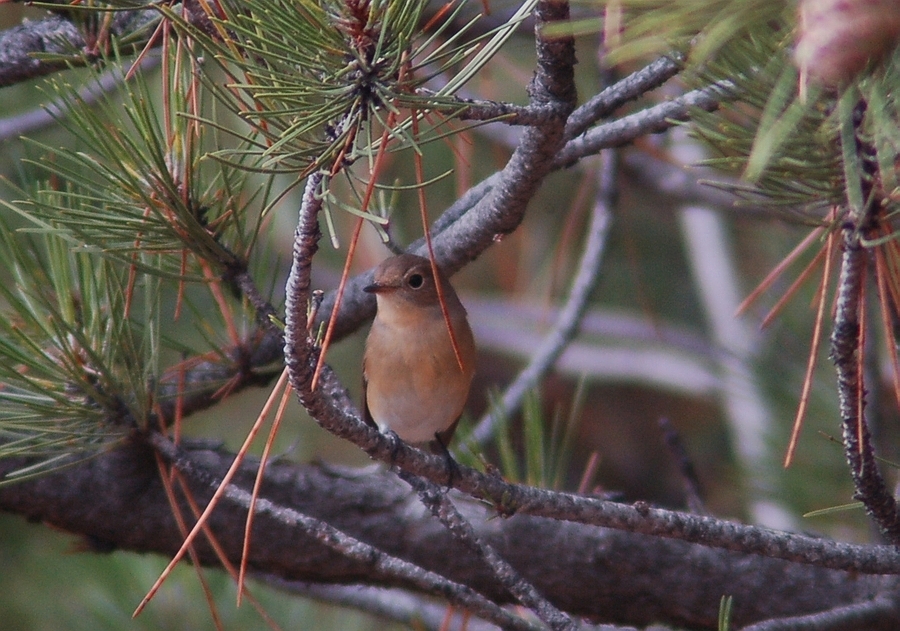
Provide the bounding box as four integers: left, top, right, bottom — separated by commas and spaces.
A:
0, 11, 158, 87
831, 221, 900, 543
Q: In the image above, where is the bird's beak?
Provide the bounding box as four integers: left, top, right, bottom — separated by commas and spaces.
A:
363, 282, 381, 294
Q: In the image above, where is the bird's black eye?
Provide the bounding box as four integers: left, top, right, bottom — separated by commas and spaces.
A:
407, 273, 424, 289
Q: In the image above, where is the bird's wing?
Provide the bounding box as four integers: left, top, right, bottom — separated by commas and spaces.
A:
360, 359, 378, 429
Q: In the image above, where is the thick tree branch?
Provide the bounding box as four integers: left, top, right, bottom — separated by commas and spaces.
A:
0, 11, 158, 87
0, 442, 897, 630
151, 434, 540, 631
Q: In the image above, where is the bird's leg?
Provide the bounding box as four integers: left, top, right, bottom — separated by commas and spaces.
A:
431, 432, 459, 489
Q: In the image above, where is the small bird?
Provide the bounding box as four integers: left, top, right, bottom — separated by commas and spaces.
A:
362, 254, 476, 453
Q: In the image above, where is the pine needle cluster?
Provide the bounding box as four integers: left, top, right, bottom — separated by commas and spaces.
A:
162, 0, 527, 178
0, 38, 270, 481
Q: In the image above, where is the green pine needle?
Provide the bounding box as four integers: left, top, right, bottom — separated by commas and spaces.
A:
161, 0, 527, 185
718, 595, 733, 631
477, 387, 581, 490
0, 226, 150, 482
10, 44, 270, 281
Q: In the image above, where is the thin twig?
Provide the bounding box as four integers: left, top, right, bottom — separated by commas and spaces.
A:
739, 594, 900, 631
554, 82, 732, 167
565, 53, 685, 140
830, 95, 896, 539
448, 96, 560, 125
400, 471, 577, 631
450, 49, 684, 133
471, 150, 615, 444
831, 222, 900, 543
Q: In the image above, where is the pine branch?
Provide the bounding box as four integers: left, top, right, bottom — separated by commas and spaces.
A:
0, 11, 159, 87
555, 81, 732, 166
832, 221, 900, 543
447, 96, 561, 125
279, 164, 900, 577
310, 71, 730, 346
0, 439, 898, 628
151, 433, 542, 631
565, 52, 685, 140
740, 595, 900, 631
400, 471, 577, 631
